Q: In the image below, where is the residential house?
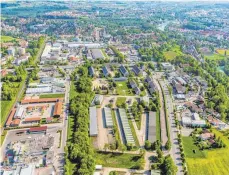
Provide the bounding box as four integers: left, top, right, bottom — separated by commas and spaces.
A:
120, 65, 129, 77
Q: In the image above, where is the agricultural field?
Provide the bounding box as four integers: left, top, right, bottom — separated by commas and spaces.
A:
116, 81, 134, 96
183, 129, 229, 175
204, 53, 226, 60
1, 35, 15, 43
95, 152, 144, 169
216, 49, 229, 56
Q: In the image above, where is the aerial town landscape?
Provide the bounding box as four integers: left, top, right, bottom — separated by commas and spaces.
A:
0, 1, 229, 175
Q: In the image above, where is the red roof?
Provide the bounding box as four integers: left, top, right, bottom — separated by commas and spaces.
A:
29, 126, 47, 132
24, 117, 41, 122
21, 98, 63, 104
53, 102, 62, 117
11, 119, 21, 126
6, 108, 16, 126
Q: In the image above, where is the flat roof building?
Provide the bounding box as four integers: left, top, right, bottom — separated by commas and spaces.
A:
148, 111, 156, 143
91, 49, 104, 59
89, 107, 98, 136
103, 107, 113, 128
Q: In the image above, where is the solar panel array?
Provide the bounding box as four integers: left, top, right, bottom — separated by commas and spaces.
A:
118, 108, 135, 145
104, 107, 113, 128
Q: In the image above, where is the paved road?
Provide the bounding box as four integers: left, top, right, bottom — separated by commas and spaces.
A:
160, 80, 183, 175
152, 75, 168, 146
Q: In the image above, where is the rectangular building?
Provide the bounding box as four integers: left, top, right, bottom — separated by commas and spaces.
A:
89, 107, 98, 136
148, 111, 156, 143
103, 107, 113, 128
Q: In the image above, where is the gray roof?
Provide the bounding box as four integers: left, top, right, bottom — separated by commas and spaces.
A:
104, 107, 113, 127
89, 107, 98, 136
91, 49, 104, 59
148, 111, 156, 143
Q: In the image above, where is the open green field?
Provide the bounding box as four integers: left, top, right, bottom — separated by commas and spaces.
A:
204, 54, 226, 60
216, 49, 229, 56
116, 81, 134, 96
1, 35, 15, 43
40, 93, 65, 98
183, 129, 229, 175
95, 151, 144, 169
163, 45, 183, 61
1, 130, 7, 146
164, 51, 179, 61
116, 97, 127, 107
182, 136, 206, 158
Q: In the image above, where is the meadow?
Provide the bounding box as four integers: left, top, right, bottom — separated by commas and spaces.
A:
1, 35, 15, 43
95, 151, 144, 169
116, 81, 134, 96
183, 129, 229, 175
204, 53, 226, 60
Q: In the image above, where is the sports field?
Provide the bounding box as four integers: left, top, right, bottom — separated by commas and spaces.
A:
183, 129, 229, 175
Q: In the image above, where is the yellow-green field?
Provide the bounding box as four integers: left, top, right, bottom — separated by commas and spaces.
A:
184, 129, 229, 175
216, 49, 229, 56
163, 45, 183, 61
1, 35, 15, 43
204, 54, 226, 60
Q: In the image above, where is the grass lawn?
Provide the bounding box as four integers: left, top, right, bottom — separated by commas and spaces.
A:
182, 136, 206, 158
183, 129, 229, 175
128, 115, 140, 147
40, 93, 65, 98
116, 81, 134, 96
216, 49, 229, 56
164, 51, 179, 61
116, 97, 126, 107
1, 35, 15, 43
156, 111, 161, 142
1, 130, 7, 146
95, 151, 144, 169
204, 54, 226, 60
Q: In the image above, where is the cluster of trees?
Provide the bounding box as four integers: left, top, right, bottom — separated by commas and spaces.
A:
151, 144, 177, 175
138, 46, 165, 62
57, 66, 66, 77
65, 65, 95, 175
26, 36, 45, 66
110, 46, 125, 63
1, 65, 27, 100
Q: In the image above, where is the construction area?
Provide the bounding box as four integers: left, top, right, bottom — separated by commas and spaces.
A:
1, 126, 62, 175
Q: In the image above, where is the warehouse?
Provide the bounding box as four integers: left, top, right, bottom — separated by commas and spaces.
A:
14, 107, 24, 119
26, 87, 52, 94
91, 49, 104, 59
89, 107, 98, 136
147, 111, 156, 143
103, 107, 113, 128
118, 108, 135, 145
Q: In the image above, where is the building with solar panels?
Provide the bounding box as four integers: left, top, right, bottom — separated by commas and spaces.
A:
118, 108, 135, 145
103, 107, 113, 128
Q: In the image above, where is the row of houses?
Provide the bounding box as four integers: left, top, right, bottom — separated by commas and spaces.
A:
145, 76, 158, 94
129, 80, 141, 95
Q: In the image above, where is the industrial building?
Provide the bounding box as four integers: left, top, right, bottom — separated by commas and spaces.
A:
147, 111, 156, 143
118, 108, 135, 145
103, 107, 113, 128
89, 107, 98, 136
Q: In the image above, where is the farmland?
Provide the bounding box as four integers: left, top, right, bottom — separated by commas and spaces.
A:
183, 129, 229, 175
